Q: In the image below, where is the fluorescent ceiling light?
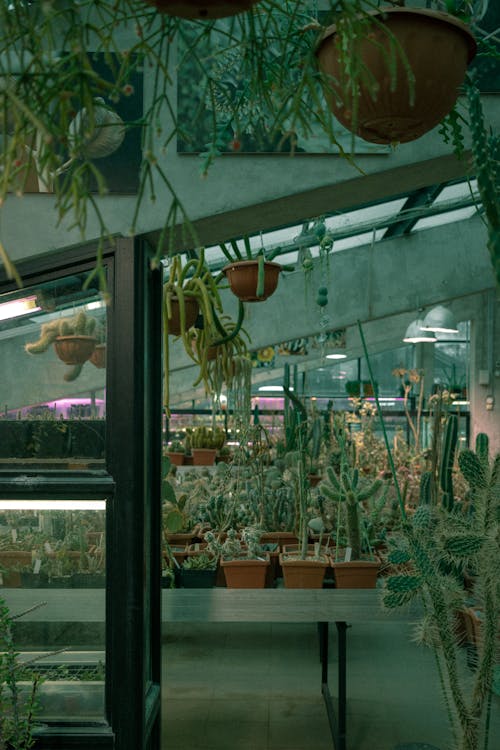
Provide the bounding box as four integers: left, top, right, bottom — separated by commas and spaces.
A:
326, 353, 347, 359
0, 296, 40, 322
258, 385, 293, 392
452, 400, 470, 406
0, 500, 106, 510
420, 305, 459, 333
86, 300, 106, 310
403, 319, 437, 343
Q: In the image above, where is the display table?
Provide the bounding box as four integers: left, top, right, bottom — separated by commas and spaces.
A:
163, 588, 418, 750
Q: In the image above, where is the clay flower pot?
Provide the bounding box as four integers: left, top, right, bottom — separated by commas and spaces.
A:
221, 556, 270, 588
145, 0, 259, 19
223, 260, 281, 302
89, 343, 106, 369
279, 553, 329, 589
53, 335, 97, 365
167, 296, 200, 336
330, 559, 380, 589
191, 448, 217, 466
316, 8, 476, 144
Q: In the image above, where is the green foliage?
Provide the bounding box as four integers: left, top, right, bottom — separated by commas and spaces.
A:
0, 597, 43, 749
189, 426, 226, 450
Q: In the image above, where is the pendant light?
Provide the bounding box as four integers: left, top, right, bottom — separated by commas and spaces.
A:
403, 319, 437, 343
420, 305, 459, 334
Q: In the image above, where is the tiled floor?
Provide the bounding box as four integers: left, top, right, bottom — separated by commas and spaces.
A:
162, 621, 500, 750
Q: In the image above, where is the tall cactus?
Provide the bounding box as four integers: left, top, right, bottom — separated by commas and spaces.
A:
439, 414, 458, 511
320, 442, 383, 559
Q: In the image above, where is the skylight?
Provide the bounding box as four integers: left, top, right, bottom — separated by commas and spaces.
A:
412, 206, 478, 232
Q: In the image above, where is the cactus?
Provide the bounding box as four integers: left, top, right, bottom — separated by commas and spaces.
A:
320, 440, 383, 560
439, 414, 458, 511
25, 312, 98, 355
419, 471, 432, 505
384, 436, 500, 750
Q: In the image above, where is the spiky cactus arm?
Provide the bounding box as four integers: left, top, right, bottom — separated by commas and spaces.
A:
346, 490, 361, 559
63, 364, 84, 382
24, 320, 61, 354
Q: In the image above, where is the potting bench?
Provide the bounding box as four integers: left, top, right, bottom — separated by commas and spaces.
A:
162, 588, 418, 750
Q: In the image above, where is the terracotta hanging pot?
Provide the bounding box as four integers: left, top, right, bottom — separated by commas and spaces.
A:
89, 343, 106, 369
167, 296, 200, 336
53, 335, 97, 365
223, 260, 281, 302
145, 0, 259, 19
316, 8, 476, 144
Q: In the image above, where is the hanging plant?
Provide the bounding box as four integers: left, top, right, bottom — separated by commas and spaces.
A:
163, 250, 223, 411
24, 311, 99, 380
316, 6, 477, 144
218, 235, 293, 302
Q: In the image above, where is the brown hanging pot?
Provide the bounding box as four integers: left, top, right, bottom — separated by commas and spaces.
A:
223, 259, 281, 302
53, 335, 97, 365
167, 296, 200, 336
89, 343, 106, 369
145, 0, 259, 19
316, 8, 476, 144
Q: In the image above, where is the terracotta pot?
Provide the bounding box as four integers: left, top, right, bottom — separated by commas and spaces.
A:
89, 343, 106, 368
221, 556, 270, 588
53, 335, 97, 365
167, 296, 200, 336
330, 559, 380, 589
0, 551, 33, 588
279, 553, 329, 589
223, 260, 281, 302
316, 8, 476, 144
145, 0, 259, 20
166, 451, 185, 466
191, 448, 217, 466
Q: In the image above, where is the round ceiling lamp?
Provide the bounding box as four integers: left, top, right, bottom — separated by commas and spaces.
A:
420, 305, 459, 333
403, 319, 437, 343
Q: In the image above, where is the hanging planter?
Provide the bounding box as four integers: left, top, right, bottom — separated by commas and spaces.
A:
167, 295, 200, 336
316, 8, 476, 144
53, 335, 97, 365
89, 343, 106, 369
145, 1, 260, 19
223, 259, 282, 302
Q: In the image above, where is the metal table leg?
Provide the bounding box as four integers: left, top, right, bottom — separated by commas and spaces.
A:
318, 621, 348, 750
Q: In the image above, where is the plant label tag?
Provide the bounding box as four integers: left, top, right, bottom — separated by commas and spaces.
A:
33, 559, 42, 574
344, 547, 352, 562
11, 528, 17, 543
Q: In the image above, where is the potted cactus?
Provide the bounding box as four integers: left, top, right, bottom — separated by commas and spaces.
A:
165, 440, 186, 467
319, 430, 386, 589
188, 425, 225, 466
220, 527, 270, 589
25, 310, 98, 369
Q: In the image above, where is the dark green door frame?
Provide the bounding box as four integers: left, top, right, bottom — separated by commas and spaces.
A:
0, 237, 163, 750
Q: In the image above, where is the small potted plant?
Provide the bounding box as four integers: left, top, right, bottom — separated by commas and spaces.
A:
165, 440, 186, 467
188, 426, 226, 466
220, 527, 270, 588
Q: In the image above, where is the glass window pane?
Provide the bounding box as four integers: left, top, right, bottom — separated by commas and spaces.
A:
0, 272, 106, 469
0, 498, 107, 724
